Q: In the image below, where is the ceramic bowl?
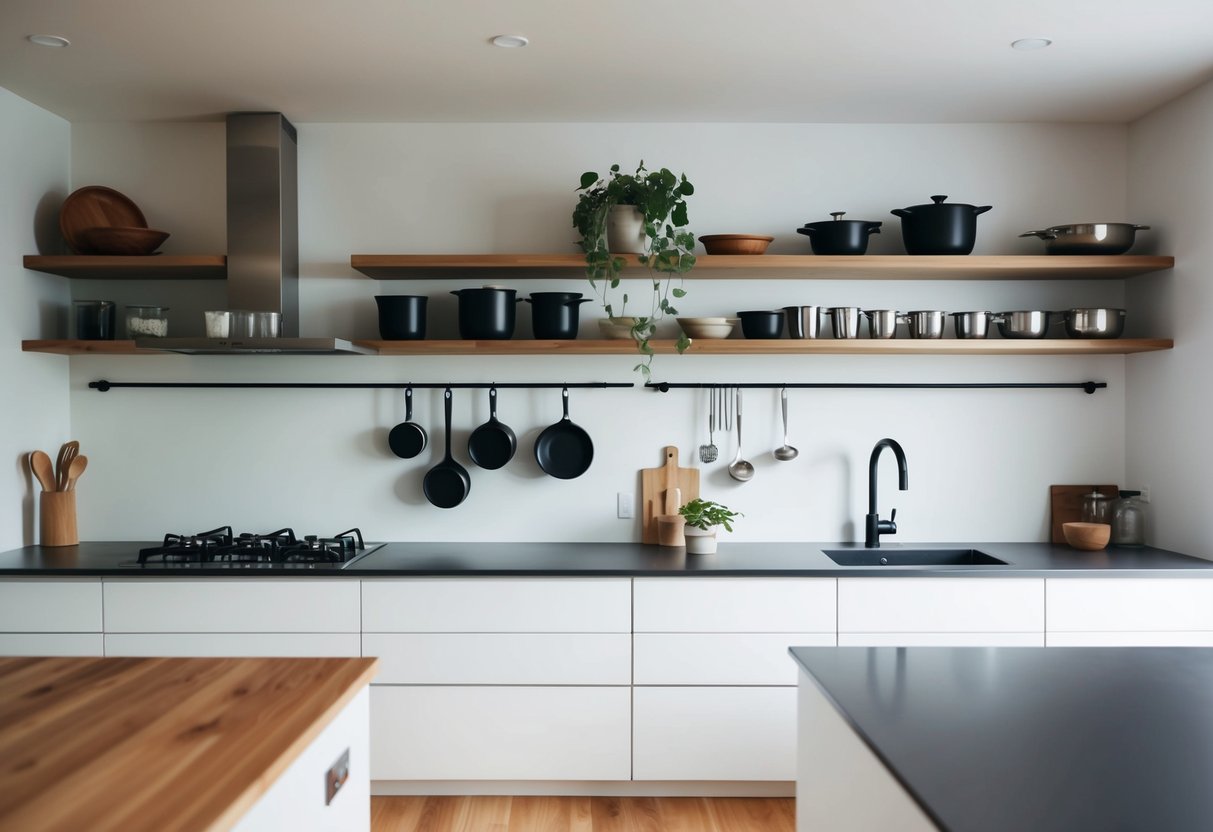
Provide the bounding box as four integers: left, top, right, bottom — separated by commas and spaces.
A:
1063, 522, 1111, 551
677, 316, 737, 339
598, 317, 638, 340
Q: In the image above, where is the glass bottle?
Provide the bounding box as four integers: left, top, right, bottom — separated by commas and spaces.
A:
1111, 490, 1146, 546
1081, 489, 1111, 524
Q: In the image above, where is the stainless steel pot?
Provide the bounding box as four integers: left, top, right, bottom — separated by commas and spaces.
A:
783, 305, 823, 339
825, 307, 862, 339
1062, 308, 1126, 339
1019, 223, 1150, 255
864, 309, 901, 339
994, 310, 1055, 339
950, 311, 991, 339
903, 310, 947, 339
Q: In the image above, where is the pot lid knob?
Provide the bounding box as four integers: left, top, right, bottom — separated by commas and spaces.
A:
930, 195, 948, 204
830, 211, 846, 221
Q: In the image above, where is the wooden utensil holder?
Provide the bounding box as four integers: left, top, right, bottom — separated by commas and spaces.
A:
656, 515, 686, 547
40, 492, 78, 547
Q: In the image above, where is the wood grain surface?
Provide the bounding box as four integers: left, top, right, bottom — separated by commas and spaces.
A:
0, 656, 378, 832
23, 254, 227, 280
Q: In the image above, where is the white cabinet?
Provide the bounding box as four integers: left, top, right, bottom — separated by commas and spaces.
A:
0, 633, 104, 656
103, 580, 360, 632
1046, 578, 1213, 646
635, 633, 834, 685
105, 633, 361, 657
634, 578, 836, 632
0, 579, 103, 656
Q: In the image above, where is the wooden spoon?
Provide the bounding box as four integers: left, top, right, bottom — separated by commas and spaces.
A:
29, 451, 56, 492
65, 455, 88, 491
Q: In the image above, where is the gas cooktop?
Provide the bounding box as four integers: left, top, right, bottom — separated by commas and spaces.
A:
121, 527, 383, 570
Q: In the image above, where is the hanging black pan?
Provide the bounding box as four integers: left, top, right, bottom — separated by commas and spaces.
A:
388, 386, 427, 459
423, 388, 471, 508
467, 386, 517, 470
534, 387, 594, 479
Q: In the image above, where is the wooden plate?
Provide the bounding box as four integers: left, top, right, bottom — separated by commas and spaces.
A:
60, 186, 148, 254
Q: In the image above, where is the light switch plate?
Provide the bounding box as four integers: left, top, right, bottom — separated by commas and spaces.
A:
617, 492, 634, 519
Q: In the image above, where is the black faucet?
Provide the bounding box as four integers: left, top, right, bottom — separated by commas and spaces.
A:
865, 438, 909, 548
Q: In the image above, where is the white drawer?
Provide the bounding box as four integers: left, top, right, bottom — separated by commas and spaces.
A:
0, 579, 102, 632
363, 633, 630, 684
633, 578, 836, 632
838, 578, 1044, 633
361, 578, 630, 632
838, 632, 1044, 647
0, 633, 104, 656
104, 633, 362, 657
1047, 631, 1213, 647
370, 685, 630, 781
634, 633, 833, 685
102, 580, 360, 633
1046, 579, 1213, 632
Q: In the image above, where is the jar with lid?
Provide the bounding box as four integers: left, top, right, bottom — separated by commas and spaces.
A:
73, 300, 116, 340
126, 305, 169, 338
1081, 489, 1111, 524
1111, 490, 1146, 546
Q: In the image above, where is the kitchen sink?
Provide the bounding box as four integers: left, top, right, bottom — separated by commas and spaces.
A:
823, 548, 1008, 567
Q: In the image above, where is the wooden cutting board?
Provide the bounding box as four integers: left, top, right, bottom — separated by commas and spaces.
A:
640, 446, 700, 544
1050, 484, 1118, 543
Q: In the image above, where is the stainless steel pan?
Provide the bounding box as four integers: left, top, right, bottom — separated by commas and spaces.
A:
1020, 223, 1149, 255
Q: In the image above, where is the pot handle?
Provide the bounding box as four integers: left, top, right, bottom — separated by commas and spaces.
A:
973, 205, 993, 215
867, 223, 883, 234
1133, 225, 1152, 231
890, 208, 911, 218
1019, 230, 1057, 240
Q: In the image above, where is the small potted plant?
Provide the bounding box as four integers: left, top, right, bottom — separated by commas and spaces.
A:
573, 161, 696, 378
678, 498, 742, 555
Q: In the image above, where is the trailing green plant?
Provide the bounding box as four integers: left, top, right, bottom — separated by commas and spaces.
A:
573, 161, 696, 378
679, 498, 743, 533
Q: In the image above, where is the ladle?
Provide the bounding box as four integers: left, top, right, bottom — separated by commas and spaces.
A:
728, 388, 755, 482
774, 387, 799, 461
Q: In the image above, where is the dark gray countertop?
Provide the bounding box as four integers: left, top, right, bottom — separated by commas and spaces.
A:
789, 646, 1213, 832
0, 540, 1209, 576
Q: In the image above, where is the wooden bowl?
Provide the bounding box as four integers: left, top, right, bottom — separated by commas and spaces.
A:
1062, 522, 1111, 551
60, 186, 147, 253
76, 226, 170, 256
700, 234, 775, 255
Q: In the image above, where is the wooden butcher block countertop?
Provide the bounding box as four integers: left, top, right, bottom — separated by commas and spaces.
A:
0, 656, 379, 832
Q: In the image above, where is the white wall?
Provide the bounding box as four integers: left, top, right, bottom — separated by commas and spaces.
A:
65, 121, 1132, 544
1, 88, 71, 548
1126, 77, 1213, 556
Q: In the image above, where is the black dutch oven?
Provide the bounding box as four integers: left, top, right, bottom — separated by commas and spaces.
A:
796, 211, 882, 255
891, 195, 992, 255
524, 292, 592, 339
451, 286, 521, 339
374, 295, 427, 340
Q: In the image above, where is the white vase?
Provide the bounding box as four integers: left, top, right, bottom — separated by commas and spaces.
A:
606, 205, 646, 254
683, 525, 717, 554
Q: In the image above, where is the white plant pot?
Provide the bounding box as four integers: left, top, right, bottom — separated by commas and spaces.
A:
683, 525, 718, 554
606, 205, 647, 254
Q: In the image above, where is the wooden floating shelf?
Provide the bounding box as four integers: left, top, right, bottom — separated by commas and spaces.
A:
23, 255, 227, 280
350, 253, 1174, 281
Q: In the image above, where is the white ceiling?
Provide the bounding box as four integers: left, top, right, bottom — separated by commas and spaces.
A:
2, 0, 1213, 124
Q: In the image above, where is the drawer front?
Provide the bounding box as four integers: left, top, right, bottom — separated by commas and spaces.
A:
633, 687, 797, 781
362, 578, 631, 633
633, 578, 836, 633
0, 633, 104, 656
363, 633, 630, 685
838, 578, 1044, 633
0, 579, 102, 632
1047, 579, 1213, 632
1047, 631, 1213, 647
104, 633, 362, 657
838, 632, 1045, 647
634, 633, 833, 686
103, 580, 360, 633
370, 686, 631, 781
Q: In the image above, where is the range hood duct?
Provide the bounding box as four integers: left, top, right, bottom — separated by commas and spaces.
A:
140, 112, 367, 354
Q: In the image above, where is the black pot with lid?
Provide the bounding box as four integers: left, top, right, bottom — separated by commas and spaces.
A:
451, 286, 521, 340
524, 292, 592, 340
891, 195, 993, 255
796, 211, 882, 255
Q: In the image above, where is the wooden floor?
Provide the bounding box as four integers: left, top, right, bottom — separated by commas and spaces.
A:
371, 796, 796, 832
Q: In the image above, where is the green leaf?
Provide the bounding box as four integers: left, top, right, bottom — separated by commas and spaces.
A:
675, 333, 692, 353
671, 203, 689, 228
610, 278, 620, 289
610, 164, 620, 173
579, 171, 598, 190
672, 287, 687, 298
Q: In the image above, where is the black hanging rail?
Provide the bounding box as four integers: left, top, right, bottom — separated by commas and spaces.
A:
88, 380, 634, 392
647, 381, 1108, 394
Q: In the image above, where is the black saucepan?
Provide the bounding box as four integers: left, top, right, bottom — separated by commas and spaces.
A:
467, 386, 517, 470
423, 388, 471, 508
388, 386, 427, 459
534, 387, 594, 479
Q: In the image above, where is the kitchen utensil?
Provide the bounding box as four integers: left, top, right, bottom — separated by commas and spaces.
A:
783, 306, 823, 339
375, 295, 428, 340
229, 310, 256, 338
728, 388, 754, 482
699, 234, 774, 255
640, 445, 700, 543
994, 310, 1056, 339
738, 310, 784, 339
76, 226, 169, 256
1062, 521, 1111, 551
467, 386, 517, 470
774, 387, 799, 461
40, 492, 78, 546
903, 310, 948, 339
656, 515, 686, 547
55, 441, 79, 491
525, 292, 591, 339
951, 311, 992, 339
1062, 308, 1126, 339
72, 300, 116, 340
423, 388, 472, 509
59, 185, 148, 254
534, 387, 594, 479
204, 310, 232, 338
677, 317, 737, 339
865, 309, 902, 339
253, 311, 281, 338
451, 286, 521, 340
29, 451, 56, 492
891, 195, 992, 255
826, 307, 862, 339
1020, 223, 1150, 255
125, 306, 169, 338
387, 386, 428, 459
699, 390, 719, 463
65, 455, 88, 491
796, 212, 883, 255
598, 317, 638, 340
1050, 484, 1118, 544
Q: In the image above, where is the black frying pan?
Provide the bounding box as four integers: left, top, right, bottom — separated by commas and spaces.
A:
423, 388, 471, 508
467, 386, 517, 470
388, 386, 427, 459
534, 387, 594, 479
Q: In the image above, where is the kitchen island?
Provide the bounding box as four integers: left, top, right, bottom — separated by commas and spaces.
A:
789, 646, 1213, 831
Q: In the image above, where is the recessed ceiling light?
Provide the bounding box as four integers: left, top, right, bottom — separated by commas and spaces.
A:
1011, 38, 1053, 51
491, 34, 529, 48
27, 34, 70, 48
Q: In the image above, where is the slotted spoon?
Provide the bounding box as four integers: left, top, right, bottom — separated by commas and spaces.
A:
699, 388, 718, 463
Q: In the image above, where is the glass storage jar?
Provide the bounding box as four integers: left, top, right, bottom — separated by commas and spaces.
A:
125, 305, 169, 338
1111, 490, 1146, 546
1081, 489, 1111, 524
73, 300, 116, 340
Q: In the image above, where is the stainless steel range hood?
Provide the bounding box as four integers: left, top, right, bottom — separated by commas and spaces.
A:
140, 112, 369, 354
